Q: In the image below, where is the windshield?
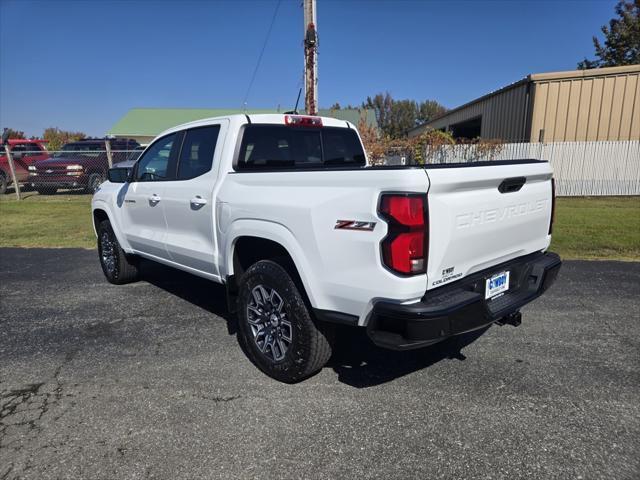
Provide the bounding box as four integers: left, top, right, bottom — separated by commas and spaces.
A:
53, 143, 104, 158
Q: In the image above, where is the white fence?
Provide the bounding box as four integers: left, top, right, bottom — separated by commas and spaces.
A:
425, 140, 640, 196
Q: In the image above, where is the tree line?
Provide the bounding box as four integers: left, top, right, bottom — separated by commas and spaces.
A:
330, 93, 448, 139
2, 127, 87, 151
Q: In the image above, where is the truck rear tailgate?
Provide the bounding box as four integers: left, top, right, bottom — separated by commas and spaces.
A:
425, 160, 553, 290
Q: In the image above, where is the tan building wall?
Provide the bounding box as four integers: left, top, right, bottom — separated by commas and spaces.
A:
529, 65, 640, 142
411, 65, 640, 142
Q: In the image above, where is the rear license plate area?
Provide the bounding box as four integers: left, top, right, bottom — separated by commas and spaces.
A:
485, 271, 510, 299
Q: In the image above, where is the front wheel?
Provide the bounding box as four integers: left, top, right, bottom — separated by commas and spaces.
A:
86, 173, 105, 193
237, 260, 333, 383
97, 219, 139, 284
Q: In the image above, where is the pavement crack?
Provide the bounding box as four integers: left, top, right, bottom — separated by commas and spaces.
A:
0, 350, 78, 449
0, 464, 13, 480
199, 394, 241, 403
0, 382, 45, 421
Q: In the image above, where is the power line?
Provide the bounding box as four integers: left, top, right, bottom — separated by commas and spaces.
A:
242, 0, 282, 109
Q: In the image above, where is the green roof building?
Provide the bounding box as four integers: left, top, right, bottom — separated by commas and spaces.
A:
107, 108, 378, 145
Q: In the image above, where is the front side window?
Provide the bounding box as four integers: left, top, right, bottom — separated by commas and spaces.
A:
177, 125, 220, 180
10, 143, 42, 157
10, 144, 28, 153
237, 125, 365, 170
135, 133, 178, 181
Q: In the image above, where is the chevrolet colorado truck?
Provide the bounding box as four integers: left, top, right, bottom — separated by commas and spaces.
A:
92, 114, 561, 382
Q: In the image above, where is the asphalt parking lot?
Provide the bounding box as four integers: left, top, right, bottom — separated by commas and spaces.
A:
1, 248, 639, 479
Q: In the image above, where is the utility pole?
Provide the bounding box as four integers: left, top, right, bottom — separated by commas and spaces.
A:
3, 143, 21, 200
303, 0, 318, 115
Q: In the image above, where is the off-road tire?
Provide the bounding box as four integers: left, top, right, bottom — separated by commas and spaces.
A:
97, 219, 139, 284
237, 260, 333, 383
0, 172, 7, 195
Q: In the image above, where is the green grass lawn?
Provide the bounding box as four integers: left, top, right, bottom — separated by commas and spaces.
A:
0, 192, 95, 249
549, 196, 640, 261
1, 193, 639, 260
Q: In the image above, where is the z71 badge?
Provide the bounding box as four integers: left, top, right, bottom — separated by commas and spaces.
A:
334, 220, 376, 231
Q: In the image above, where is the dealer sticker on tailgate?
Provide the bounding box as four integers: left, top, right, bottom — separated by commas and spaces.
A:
485, 271, 510, 299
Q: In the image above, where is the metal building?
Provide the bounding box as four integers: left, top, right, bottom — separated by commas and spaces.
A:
409, 65, 640, 142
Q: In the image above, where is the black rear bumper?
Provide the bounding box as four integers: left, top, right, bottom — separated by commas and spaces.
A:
367, 251, 561, 350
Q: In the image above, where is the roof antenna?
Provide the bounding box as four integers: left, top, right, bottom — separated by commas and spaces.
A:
243, 101, 248, 113
285, 88, 303, 115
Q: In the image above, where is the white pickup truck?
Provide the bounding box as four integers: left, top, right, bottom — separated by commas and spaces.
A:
92, 114, 561, 382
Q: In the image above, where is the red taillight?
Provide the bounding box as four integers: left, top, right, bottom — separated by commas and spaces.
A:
549, 178, 556, 234
379, 194, 428, 275
380, 195, 424, 226
284, 115, 323, 127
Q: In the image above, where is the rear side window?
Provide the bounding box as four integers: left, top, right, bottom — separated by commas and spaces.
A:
177, 125, 220, 180
237, 125, 365, 170
11, 143, 43, 154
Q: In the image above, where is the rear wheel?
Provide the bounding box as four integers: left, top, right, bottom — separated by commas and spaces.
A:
237, 260, 333, 383
0, 173, 7, 195
97, 219, 139, 284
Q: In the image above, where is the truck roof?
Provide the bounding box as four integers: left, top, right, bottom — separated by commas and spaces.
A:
6, 139, 47, 145
161, 114, 356, 138
62, 138, 140, 148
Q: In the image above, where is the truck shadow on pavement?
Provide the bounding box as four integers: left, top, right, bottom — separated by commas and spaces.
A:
328, 326, 488, 388
138, 260, 238, 335
138, 260, 489, 388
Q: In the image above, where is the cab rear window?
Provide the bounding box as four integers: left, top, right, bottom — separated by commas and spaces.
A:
236, 125, 365, 170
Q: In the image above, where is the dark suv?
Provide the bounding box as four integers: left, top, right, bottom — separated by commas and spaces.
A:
30, 138, 139, 194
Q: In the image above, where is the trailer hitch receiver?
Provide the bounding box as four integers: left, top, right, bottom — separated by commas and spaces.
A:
496, 311, 522, 327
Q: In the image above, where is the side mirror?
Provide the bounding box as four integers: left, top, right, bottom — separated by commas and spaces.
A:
12, 151, 24, 160
108, 167, 132, 183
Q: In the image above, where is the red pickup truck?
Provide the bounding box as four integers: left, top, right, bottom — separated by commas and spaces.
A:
29, 138, 139, 194
0, 139, 50, 194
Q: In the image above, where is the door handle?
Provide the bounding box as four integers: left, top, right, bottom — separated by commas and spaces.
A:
190, 195, 207, 207
148, 194, 161, 205
498, 177, 526, 193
